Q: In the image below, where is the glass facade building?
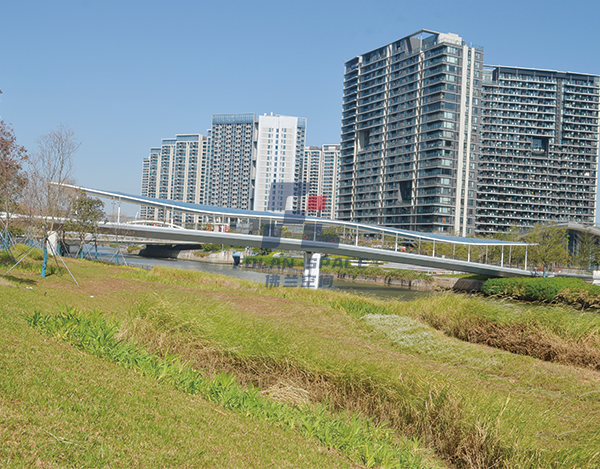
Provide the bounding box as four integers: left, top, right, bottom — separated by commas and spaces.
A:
339, 30, 483, 235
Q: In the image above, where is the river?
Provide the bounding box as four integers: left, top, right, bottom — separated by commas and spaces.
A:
117, 254, 430, 301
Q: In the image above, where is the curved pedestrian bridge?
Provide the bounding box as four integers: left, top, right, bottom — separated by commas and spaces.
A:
66, 184, 537, 286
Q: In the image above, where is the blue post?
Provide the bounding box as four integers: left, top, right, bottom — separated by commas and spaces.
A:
41, 243, 48, 278
115, 250, 119, 265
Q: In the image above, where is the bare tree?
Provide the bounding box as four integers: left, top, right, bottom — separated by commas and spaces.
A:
64, 193, 106, 257
24, 124, 80, 238
0, 120, 28, 235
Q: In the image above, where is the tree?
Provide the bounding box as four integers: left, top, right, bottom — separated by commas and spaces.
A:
64, 194, 106, 257
0, 120, 28, 235
526, 223, 570, 272
24, 124, 80, 238
573, 228, 600, 271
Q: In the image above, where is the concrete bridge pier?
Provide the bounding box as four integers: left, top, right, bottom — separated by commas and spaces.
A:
303, 252, 321, 289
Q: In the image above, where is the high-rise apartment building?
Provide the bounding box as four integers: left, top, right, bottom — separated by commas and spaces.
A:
206, 113, 307, 212
296, 144, 341, 218
477, 67, 599, 232
140, 133, 210, 225
340, 30, 600, 234
209, 114, 256, 211
339, 30, 483, 235
253, 114, 306, 212
141, 114, 349, 223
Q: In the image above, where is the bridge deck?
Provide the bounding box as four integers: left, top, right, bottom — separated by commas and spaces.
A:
104, 223, 534, 278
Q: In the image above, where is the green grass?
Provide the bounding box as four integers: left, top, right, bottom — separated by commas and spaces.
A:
0, 307, 355, 468
3, 257, 600, 467
115, 267, 600, 468
25, 307, 430, 469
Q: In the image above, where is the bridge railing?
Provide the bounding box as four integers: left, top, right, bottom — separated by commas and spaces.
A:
189, 218, 533, 272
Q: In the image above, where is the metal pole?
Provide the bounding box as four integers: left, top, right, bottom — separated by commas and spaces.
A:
41, 240, 48, 277
509, 246, 512, 267
468, 245, 471, 263
453, 244, 456, 259
485, 246, 488, 264
355, 227, 358, 246
501, 246, 504, 268
395, 233, 398, 252
6, 245, 37, 275
525, 246, 528, 271
117, 198, 121, 224
48, 241, 79, 286
432, 240, 436, 257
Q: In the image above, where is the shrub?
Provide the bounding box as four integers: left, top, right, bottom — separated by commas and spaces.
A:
482, 277, 600, 307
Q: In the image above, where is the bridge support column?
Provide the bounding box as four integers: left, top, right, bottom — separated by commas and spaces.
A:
303, 252, 321, 289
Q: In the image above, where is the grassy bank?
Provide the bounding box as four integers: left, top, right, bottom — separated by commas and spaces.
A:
398, 293, 600, 371
0, 299, 356, 467
2, 255, 600, 467
26, 307, 430, 469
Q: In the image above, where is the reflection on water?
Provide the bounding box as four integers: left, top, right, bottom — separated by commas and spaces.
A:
121, 254, 431, 302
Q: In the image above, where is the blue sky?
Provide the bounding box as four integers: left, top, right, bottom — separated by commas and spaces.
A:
1, 0, 599, 216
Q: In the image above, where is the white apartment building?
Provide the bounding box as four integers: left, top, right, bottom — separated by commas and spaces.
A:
296, 144, 341, 219
253, 114, 307, 212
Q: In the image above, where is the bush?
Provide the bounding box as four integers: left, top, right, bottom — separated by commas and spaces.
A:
482, 277, 600, 307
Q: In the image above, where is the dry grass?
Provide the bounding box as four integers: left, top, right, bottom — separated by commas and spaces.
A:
434, 318, 600, 370
403, 293, 600, 371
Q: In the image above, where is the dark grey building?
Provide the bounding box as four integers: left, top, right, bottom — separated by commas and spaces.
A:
339, 30, 600, 235
477, 67, 599, 232
339, 30, 483, 235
